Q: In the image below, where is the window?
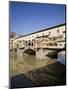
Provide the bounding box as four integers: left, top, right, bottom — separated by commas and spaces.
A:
28, 42, 31, 46
50, 43, 52, 46
54, 43, 57, 46
19, 41, 21, 43
57, 29, 59, 33
25, 41, 27, 43
42, 33, 44, 36
37, 35, 38, 37
53, 37, 57, 40
49, 43, 53, 46
11, 42, 13, 44
28, 40, 30, 42
59, 44, 62, 46
32, 42, 33, 46
63, 31, 66, 33
49, 32, 51, 35
46, 43, 48, 46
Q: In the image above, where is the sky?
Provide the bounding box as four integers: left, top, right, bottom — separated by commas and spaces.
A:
10, 1, 66, 35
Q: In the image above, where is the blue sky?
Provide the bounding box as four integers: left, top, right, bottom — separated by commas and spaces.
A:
10, 2, 66, 35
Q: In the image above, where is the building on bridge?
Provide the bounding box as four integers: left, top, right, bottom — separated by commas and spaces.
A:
10, 23, 66, 50
10, 32, 22, 50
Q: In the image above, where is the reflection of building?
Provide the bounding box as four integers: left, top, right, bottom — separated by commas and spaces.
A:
10, 23, 66, 50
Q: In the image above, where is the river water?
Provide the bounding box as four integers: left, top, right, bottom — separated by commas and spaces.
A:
10, 51, 57, 77
10, 51, 66, 87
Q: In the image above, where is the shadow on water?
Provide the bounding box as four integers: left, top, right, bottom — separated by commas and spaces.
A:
25, 61, 66, 86
10, 61, 66, 88
10, 74, 37, 89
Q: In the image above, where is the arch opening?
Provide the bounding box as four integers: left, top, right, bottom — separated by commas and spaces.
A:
23, 49, 36, 55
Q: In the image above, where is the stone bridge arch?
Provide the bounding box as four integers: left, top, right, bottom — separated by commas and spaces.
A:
23, 47, 36, 55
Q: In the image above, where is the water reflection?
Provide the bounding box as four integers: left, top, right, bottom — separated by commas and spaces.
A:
10, 51, 66, 87
10, 51, 57, 76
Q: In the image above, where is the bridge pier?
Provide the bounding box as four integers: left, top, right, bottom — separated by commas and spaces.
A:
58, 50, 65, 65
16, 47, 64, 61
17, 48, 23, 57
36, 48, 49, 59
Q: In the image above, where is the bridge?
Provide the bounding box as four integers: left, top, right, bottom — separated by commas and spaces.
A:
16, 44, 65, 60
10, 23, 66, 59
10, 36, 65, 59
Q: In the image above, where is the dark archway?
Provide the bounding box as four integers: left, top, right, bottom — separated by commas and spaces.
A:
23, 49, 36, 55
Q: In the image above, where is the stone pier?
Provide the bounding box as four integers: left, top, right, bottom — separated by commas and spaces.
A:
58, 50, 65, 65
36, 49, 50, 59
